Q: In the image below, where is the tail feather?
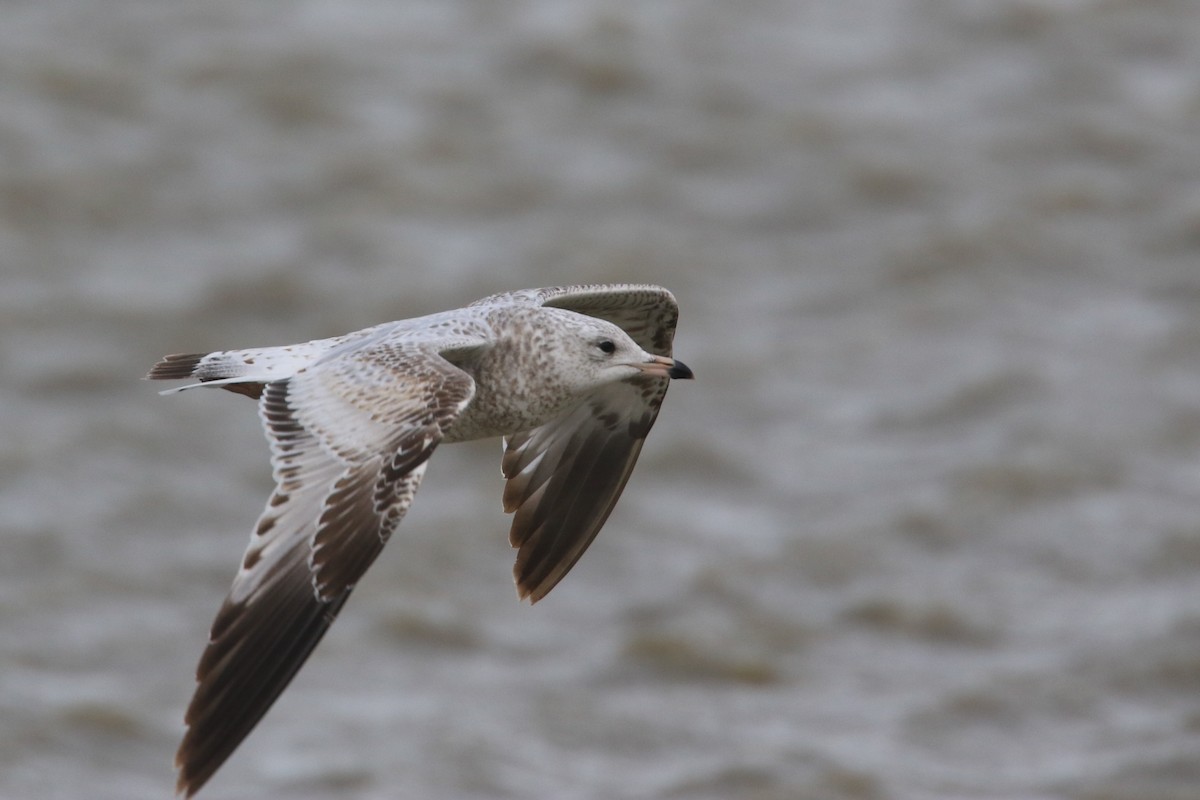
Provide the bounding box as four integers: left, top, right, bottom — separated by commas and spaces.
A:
146, 353, 209, 381
147, 328, 386, 398
146, 346, 315, 398
146, 350, 260, 383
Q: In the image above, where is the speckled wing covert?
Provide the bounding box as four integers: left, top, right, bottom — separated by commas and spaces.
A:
489, 284, 681, 602
159, 339, 481, 797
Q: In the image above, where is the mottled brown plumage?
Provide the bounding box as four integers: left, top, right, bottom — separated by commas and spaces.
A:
147, 284, 692, 796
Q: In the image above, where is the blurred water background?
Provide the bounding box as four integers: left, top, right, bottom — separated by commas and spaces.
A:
3, 1, 1200, 798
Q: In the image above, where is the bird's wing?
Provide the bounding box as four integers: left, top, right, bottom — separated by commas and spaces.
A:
535, 284, 680, 356
472, 283, 680, 357
499, 285, 680, 602
175, 338, 481, 797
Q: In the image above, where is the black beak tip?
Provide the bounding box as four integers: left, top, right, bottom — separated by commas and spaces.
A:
668, 359, 694, 380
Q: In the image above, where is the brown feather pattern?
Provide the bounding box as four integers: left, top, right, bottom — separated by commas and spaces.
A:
148, 284, 688, 796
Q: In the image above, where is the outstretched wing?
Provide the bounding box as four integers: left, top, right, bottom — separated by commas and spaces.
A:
175, 341, 479, 797
499, 285, 680, 602
473, 283, 680, 357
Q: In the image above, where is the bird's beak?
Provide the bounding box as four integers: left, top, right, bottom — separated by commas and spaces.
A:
636, 355, 694, 380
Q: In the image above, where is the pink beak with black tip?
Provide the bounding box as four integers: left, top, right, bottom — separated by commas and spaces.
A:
636, 354, 694, 380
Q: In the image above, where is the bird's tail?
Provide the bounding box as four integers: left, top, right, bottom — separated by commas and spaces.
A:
146, 321, 400, 398
146, 344, 327, 398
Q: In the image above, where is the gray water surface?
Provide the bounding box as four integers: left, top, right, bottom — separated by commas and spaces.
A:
3, 2, 1200, 798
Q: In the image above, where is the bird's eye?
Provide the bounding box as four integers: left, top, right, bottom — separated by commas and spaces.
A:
597, 339, 616, 354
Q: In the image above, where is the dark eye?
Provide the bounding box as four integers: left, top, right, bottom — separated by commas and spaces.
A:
597, 339, 616, 354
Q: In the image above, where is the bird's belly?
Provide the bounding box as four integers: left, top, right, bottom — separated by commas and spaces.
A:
442, 390, 573, 443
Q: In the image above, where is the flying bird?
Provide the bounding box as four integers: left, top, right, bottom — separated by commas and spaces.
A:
147, 284, 693, 796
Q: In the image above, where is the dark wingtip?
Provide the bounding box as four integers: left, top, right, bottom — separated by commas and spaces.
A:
174, 771, 196, 798
668, 359, 693, 380
174, 736, 218, 798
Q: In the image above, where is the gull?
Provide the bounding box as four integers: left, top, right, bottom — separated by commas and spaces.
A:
146, 283, 693, 796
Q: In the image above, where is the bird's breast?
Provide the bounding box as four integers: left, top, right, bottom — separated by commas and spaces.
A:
442, 359, 574, 443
